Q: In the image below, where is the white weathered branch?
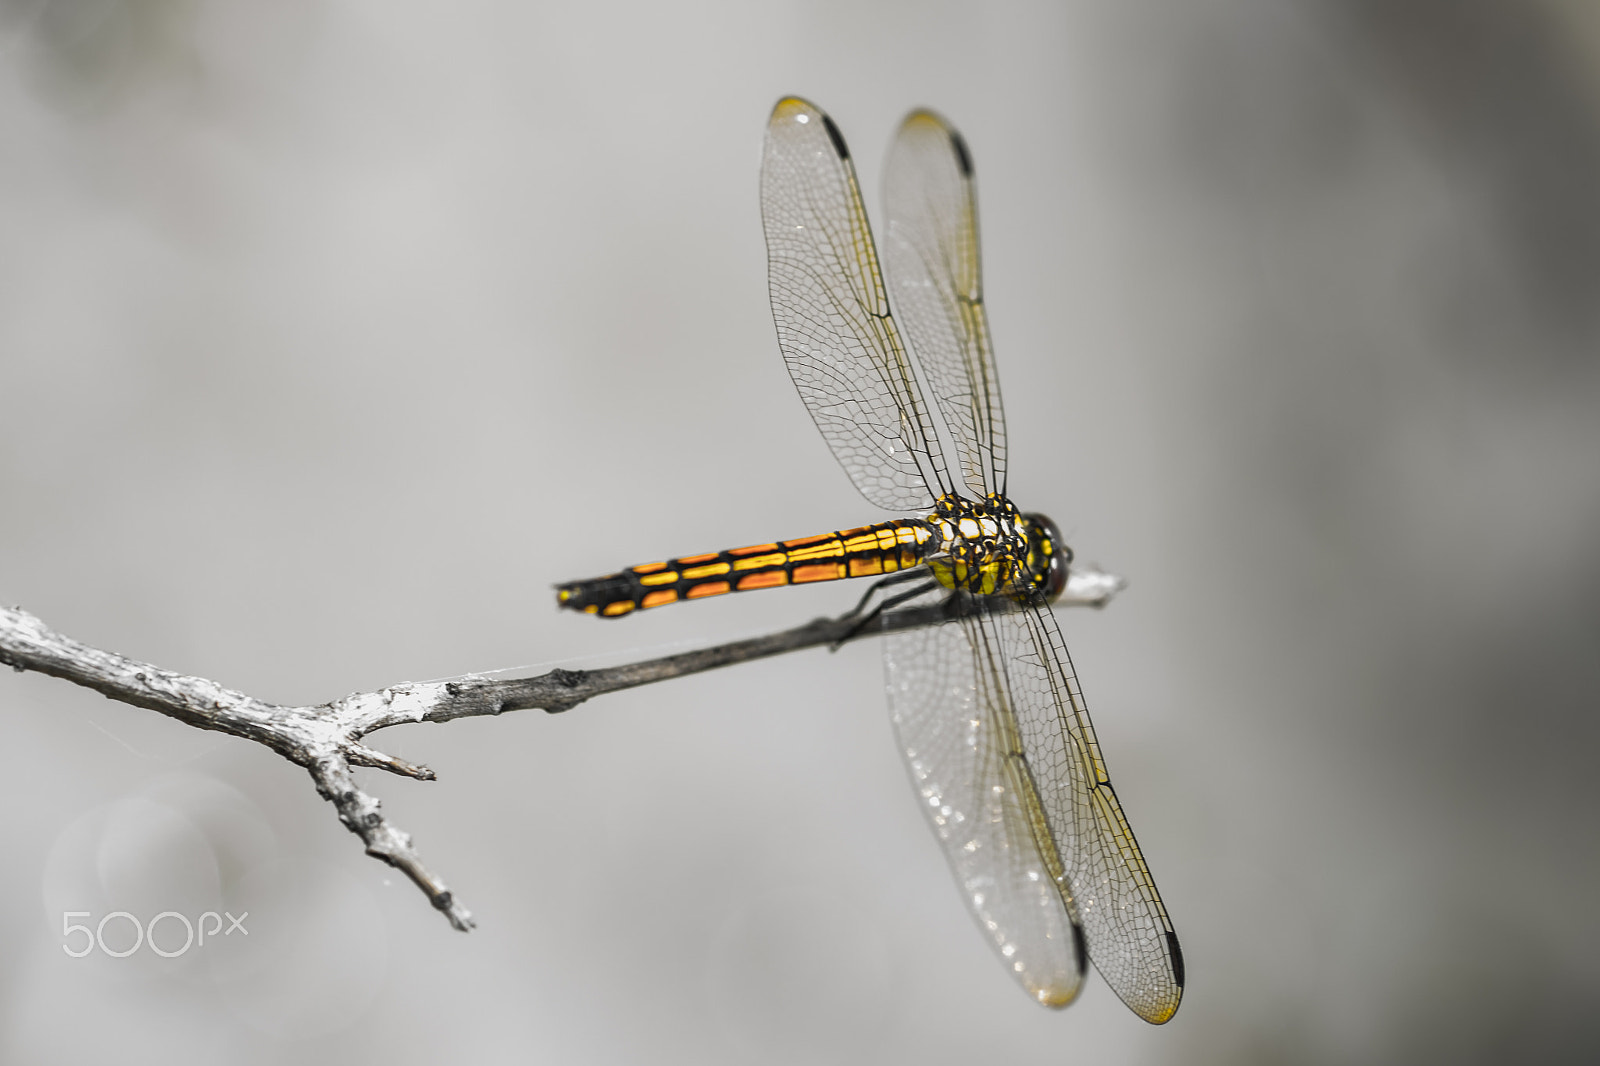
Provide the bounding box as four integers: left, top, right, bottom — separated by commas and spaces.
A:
0, 562, 1124, 929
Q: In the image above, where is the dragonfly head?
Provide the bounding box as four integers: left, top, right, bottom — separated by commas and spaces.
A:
1022, 512, 1072, 602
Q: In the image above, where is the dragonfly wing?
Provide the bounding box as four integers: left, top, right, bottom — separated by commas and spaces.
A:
996, 596, 1185, 1023
884, 598, 1088, 1008
762, 97, 952, 513
884, 110, 1007, 499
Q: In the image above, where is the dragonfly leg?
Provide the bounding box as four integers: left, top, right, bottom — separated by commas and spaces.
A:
841, 568, 930, 620
832, 575, 943, 650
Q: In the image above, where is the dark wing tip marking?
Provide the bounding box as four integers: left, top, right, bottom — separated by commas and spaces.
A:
820, 112, 850, 160
1166, 930, 1185, 988
1072, 920, 1089, 976
949, 129, 973, 176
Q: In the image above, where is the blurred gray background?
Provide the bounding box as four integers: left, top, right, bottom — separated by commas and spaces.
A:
2, 1, 1598, 1063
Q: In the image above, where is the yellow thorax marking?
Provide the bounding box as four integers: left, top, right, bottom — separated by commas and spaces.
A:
925, 497, 1026, 596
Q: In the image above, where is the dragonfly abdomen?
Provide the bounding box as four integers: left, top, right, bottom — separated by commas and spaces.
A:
556, 519, 936, 618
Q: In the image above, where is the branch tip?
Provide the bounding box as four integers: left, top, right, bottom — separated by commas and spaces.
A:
347, 743, 437, 781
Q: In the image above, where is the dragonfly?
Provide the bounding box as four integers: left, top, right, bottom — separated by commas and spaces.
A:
556, 97, 1183, 1023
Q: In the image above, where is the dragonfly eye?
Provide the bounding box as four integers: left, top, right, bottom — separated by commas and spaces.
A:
1023, 512, 1070, 601
1043, 547, 1069, 600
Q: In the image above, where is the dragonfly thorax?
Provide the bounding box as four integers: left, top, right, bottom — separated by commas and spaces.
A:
924, 494, 1071, 602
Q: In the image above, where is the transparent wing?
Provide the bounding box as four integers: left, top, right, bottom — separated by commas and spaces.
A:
762, 97, 953, 512
884, 110, 1007, 498
994, 595, 1185, 1024
884, 595, 1088, 1008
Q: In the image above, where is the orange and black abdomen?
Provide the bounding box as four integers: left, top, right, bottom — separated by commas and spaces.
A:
556, 519, 935, 618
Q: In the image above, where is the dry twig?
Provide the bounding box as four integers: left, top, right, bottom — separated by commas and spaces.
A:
0, 563, 1125, 930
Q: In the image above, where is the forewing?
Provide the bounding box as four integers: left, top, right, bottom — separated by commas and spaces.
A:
884, 110, 1007, 498
884, 598, 1087, 1008
996, 597, 1185, 1024
762, 97, 951, 512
